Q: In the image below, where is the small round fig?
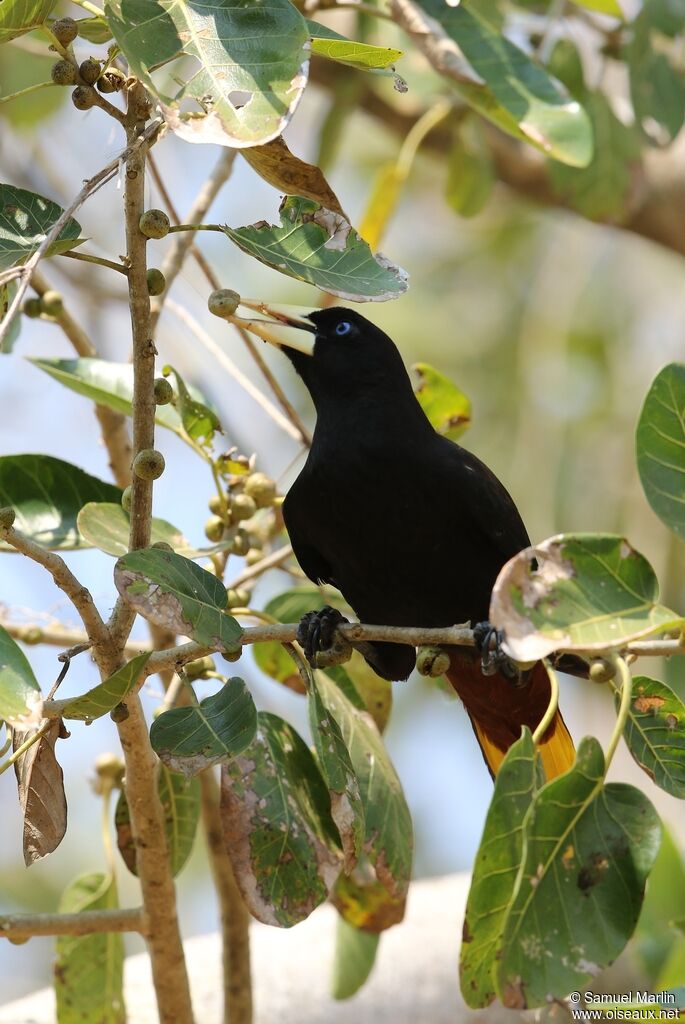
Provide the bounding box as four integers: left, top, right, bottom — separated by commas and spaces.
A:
40, 290, 63, 316
208, 288, 240, 320
416, 646, 451, 678
204, 515, 225, 543
151, 541, 174, 552
79, 58, 101, 85
185, 656, 215, 680
227, 587, 250, 609
246, 547, 263, 566
231, 530, 250, 557
589, 658, 615, 684
92, 752, 125, 794
97, 69, 125, 93
208, 494, 225, 516
0, 507, 16, 530
245, 472, 277, 508
22, 297, 43, 318
139, 209, 170, 240
222, 647, 242, 663
71, 84, 97, 110
110, 703, 129, 723
231, 493, 257, 522
121, 485, 132, 512
51, 17, 78, 46
146, 268, 166, 296
51, 59, 77, 86
22, 627, 43, 645
132, 449, 165, 481
154, 377, 173, 405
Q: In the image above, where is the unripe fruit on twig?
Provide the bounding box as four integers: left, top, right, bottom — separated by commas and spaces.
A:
227, 588, 250, 609
51, 17, 79, 45
231, 493, 257, 521
22, 627, 43, 645
231, 530, 250, 556
133, 449, 165, 480
146, 268, 166, 296
208, 494, 225, 516
416, 646, 451, 678
22, 297, 42, 318
151, 541, 174, 552
79, 59, 101, 85
185, 656, 215, 679
245, 472, 277, 508
72, 85, 97, 110
589, 658, 615, 683
110, 703, 129, 723
51, 59, 77, 86
222, 648, 242, 663
139, 209, 170, 239
121, 486, 132, 512
97, 70, 126, 93
0, 507, 16, 530
93, 752, 125, 790
153, 377, 173, 405
204, 516, 225, 543
246, 547, 263, 566
208, 288, 240, 319
40, 290, 63, 316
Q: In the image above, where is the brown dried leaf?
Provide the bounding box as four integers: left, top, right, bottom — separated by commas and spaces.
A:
242, 137, 346, 218
13, 719, 68, 865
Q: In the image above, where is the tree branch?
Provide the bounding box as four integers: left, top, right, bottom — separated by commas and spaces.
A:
0, 907, 146, 941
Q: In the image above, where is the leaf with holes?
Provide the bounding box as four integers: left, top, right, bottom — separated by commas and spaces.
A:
413, 2, 592, 168
61, 653, 151, 722
242, 137, 345, 217
619, 676, 685, 798
105, 0, 309, 148
460, 729, 539, 1007
332, 917, 380, 1000
13, 718, 67, 865
497, 739, 661, 1008
220, 711, 342, 927
0, 184, 82, 268
225, 196, 408, 302
114, 548, 242, 654
116, 766, 200, 877
490, 533, 683, 662
150, 679, 257, 777
55, 872, 125, 1024
413, 363, 472, 441
0, 454, 121, 551
636, 363, 685, 540
0, 624, 40, 724
307, 21, 402, 71
0, 0, 57, 43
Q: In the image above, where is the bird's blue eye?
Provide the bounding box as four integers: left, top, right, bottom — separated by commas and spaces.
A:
335, 321, 352, 337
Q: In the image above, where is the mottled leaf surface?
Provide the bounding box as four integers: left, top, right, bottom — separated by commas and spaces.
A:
115, 766, 200, 877
413, 363, 472, 441
636, 363, 685, 540
13, 718, 67, 865
619, 675, 685, 798
0, 623, 40, 723
0, 1, 57, 44
0, 184, 82, 268
61, 653, 151, 722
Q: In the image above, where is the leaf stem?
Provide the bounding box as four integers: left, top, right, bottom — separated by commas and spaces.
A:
604, 654, 632, 772
166, 223, 225, 233
60, 250, 129, 275
533, 660, 560, 745
0, 722, 53, 777
0, 81, 56, 105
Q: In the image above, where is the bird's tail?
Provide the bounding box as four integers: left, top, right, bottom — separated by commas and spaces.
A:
445, 649, 575, 781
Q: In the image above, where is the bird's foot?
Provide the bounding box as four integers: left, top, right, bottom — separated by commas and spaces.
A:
297, 606, 353, 669
472, 621, 523, 684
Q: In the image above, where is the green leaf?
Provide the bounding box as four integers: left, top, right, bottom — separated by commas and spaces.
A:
568, 0, 623, 12
114, 547, 242, 654
643, 0, 685, 36
104, 0, 309, 147
55, 872, 125, 1024
0, 0, 57, 43
0, 453, 121, 550
115, 766, 200, 877
629, 16, 685, 145
78, 502, 186, 558
29, 357, 215, 445
331, 917, 380, 1000
332, 866, 405, 932
0, 184, 82, 268
61, 653, 151, 722
634, 827, 685, 982
460, 729, 539, 1008
309, 671, 365, 870
548, 93, 641, 220
315, 672, 412, 910
74, 14, 112, 43
162, 365, 221, 447
0, 623, 40, 723
445, 129, 495, 219
0, 282, 21, 353
416, 2, 593, 168
150, 678, 257, 777
225, 196, 408, 302
413, 363, 472, 441
306, 21, 402, 71
619, 675, 685, 798
0, 45, 66, 129
491, 533, 683, 662
220, 711, 342, 926
498, 740, 661, 1008
636, 363, 685, 540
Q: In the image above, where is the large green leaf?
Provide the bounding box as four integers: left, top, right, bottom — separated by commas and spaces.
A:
460, 730, 539, 1007
220, 711, 342, 927
568, 0, 623, 12
150, 678, 257, 777
0, 0, 57, 43
225, 196, 408, 301
306, 21, 402, 71
29, 357, 214, 443
634, 827, 685, 984
619, 676, 685, 798
331, 917, 380, 1000
490, 533, 683, 662
115, 765, 200, 877
78, 502, 231, 560
0, 623, 40, 723
105, 0, 309, 148
61, 653, 151, 722
0, 454, 121, 550
636, 363, 685, 540
415, 2, 592, 168
0, 184, 82, 268
412, 362, 471, 441
114, 548, 242, 654
497, 739, 661, 1008
54, 872, 125, 1024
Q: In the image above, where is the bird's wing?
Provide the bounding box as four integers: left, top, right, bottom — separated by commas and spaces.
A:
282, 483, 335, 586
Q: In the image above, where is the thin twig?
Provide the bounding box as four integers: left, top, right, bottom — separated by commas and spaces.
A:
227, 543, 294, 589
0, 908, 146, 941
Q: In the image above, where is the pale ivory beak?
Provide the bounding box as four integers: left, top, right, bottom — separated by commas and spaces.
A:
234, 301, 316, 356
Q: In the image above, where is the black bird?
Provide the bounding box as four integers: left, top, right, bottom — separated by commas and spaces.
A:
276, 306, 574, 779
